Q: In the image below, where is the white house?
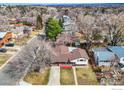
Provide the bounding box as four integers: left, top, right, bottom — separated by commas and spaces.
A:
71, 58, 88, 65
52, 45, 89, 65
62, 15, 74, 34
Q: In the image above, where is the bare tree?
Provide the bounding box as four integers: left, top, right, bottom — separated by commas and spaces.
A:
20, 40, 53, 73
104, 14, 124, 46
77, 15, 96, 49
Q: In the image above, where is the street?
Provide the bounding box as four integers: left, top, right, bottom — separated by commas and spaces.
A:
0, 35, 45, 85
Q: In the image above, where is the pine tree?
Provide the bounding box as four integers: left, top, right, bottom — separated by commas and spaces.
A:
45, 18, 62, 40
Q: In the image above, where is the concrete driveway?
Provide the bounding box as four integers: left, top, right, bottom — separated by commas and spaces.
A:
48, 66, 60, 85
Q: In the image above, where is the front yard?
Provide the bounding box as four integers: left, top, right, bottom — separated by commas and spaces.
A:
60, 68, 75, 85
76, 66, 98, 85
0, 54, 12, 67
14, 31, 38, 46
24, 68, 50, 85
14, 36, 31, 46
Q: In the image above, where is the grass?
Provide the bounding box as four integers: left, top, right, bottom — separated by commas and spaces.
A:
76, 66, 98, 85
60, 68, 75, 85
14, 36, 31, 46
24, 68, 50, 85
118, 42, 124, 46
0, 54, 12, 67
14, 31, 38, 46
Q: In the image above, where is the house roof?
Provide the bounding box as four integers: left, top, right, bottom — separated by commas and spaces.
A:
53, 45, 68, 55
0, 32, 7, 39
52, 45, 89, 63
69, 48, 89, 60
108, 46, 124, 58
92, 48, 108, 52
93, 48, 115, 62
96, 51, 115, 62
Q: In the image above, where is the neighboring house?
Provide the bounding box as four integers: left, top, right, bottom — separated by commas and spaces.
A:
55, 33, 76, 45
108, 46, 124, 64
62, 15, 74, 34
92, 48, 116, 67
52, 45, 89, 65
11, 24, 24, 35
0, 32, 13, 48
23, 26, 32, 34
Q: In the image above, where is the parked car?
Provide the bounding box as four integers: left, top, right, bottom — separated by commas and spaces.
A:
0, 48, 7, 53
5, 43, 14, 47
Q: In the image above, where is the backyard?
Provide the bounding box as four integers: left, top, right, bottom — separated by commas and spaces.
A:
24, 68, 50, 85
60, 68, 75, 85
76, 66, 98, 85
0, 54, 12, 67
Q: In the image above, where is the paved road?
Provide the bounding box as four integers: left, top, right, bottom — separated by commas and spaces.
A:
48, 66, 60, 85
0, 35, 46, 85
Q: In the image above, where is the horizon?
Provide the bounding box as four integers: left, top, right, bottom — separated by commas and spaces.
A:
0, 3, 124, 7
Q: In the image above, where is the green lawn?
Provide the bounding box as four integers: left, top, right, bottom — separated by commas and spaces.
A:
76, 66, 98, 85
60, 68, 75, 85
0, 54, 12, 67
24, 68, 50, 85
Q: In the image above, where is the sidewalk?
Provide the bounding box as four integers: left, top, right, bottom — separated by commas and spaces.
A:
73, 67, 78, 85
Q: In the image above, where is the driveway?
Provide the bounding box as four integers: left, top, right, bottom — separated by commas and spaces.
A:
48, 66, 60, 85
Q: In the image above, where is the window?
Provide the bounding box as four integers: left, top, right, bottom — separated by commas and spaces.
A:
80, 59, 86, 61
122, 58, 124, 61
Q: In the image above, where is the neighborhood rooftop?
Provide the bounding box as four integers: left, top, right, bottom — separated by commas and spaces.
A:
96, 51, 115, 61
52, 45, 89, 63
108, 46, 124, 58
92, 47, 108, 52
93, 48, 115, 61
0, 32, 7, 39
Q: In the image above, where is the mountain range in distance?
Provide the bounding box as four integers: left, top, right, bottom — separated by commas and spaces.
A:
0, 3, 124, 7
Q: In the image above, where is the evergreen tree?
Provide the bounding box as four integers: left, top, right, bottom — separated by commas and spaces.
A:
59, 17, 64, 28
45, 18, 62, 40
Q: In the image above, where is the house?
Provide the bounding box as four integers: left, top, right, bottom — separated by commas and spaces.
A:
55, 33, 76, 45
92, 48, 116, 66
23, 26, 32, 34
52, 45, 89, 66
0, 32, 13, 48
62, 15, 74, 34
108, 46, 124, 64
11, 24, 24, 35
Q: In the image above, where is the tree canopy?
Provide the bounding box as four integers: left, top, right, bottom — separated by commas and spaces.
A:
45, 18, 62, 40
36, 15, 43, 30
